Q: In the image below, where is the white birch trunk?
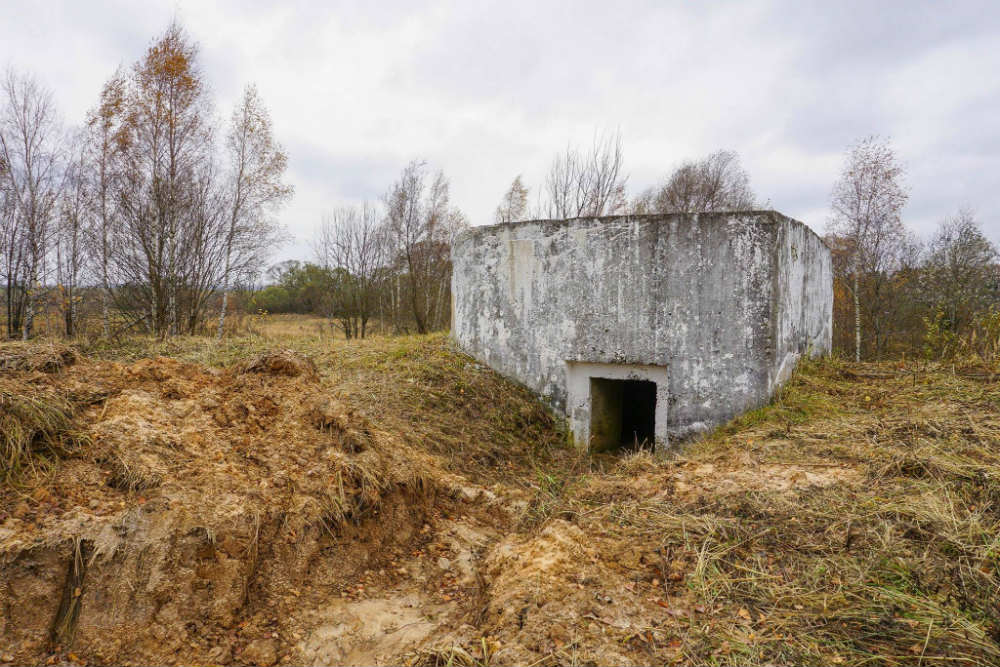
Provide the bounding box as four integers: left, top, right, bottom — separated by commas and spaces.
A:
853, 271, 861, 363
217, 285, 229, 341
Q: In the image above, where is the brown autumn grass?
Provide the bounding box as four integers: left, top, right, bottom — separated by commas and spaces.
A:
0, 342, 92, 482
3, 317, 999, 665
492, 355, 1000, 665
82, 323, 1000, 665
76, 319, 573, 489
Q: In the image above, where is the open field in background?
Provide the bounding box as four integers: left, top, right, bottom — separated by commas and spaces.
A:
3, 312, 360, 347
1, 320, 999, 665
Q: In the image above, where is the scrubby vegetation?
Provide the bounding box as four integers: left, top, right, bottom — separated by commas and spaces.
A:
0, 343, 89, 481
507, 356, 1000, 665
1, 324, 998, 665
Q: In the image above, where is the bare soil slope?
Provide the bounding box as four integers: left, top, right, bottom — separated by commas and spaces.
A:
1, 336, 999, 666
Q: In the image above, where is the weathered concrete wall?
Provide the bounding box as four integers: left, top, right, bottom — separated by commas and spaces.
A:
451, 211, 831, 450
771, 218, 834, 390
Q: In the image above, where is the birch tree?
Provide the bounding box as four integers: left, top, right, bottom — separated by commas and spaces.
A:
316, 203, 384, 338
56, 134, 88, 336
0, 113, 12, 335
217, 84, 291, 340
542, 131, 627, 219
0, 68, 63, 340
382, 160, 466, 334
634, 150, 755, 214
84, 70, 126, 338
828, 136, 909, 362
923, 208, 998, 336
116, 21, 214, 337
495, 175, 529, 224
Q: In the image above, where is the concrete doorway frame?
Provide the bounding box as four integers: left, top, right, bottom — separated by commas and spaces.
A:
565, 361, 669, 454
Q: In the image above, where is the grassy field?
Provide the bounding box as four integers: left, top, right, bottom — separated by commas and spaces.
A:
1, 318, 999, 665
528, 356, 1000, 665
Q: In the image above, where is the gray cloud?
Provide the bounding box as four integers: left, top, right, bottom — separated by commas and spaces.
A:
2, 0, 997, 261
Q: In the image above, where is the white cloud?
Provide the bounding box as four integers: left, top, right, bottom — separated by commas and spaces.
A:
2, 0, 998, 261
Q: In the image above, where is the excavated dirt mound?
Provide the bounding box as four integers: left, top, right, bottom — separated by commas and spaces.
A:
3, 344, 999, 666
0, 349, 498, 666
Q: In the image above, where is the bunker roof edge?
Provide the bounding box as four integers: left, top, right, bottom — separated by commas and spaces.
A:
454, 210, 828, 250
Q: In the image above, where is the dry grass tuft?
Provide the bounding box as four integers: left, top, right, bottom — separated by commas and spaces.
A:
0, 342, 77, 373
106, 447, 168, 491
407, 643, 493, 667
240, 348, 319, 379
0, 390, 83, 481
613, 449, 666, 476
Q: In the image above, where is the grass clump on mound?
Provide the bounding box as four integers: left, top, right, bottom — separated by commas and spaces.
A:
0, 342, 77, 373
0, 390, 84, 482
592, 358, 1000, 665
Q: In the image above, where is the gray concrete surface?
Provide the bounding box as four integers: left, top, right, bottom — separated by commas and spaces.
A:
451, 211, 832, 453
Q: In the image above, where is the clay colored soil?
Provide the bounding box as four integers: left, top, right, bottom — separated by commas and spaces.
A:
1, 335, 999, 666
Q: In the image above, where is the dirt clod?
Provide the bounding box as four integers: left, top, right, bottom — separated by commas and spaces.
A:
242, 638, 278, 666
240, 348, 318, 379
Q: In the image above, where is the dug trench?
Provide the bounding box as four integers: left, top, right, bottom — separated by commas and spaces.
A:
3, 338, 1000, 666
0, 346, 527, 665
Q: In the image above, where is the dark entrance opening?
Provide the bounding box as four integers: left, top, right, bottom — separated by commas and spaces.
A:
589, 378, 657, 453
620, 380, 656, 448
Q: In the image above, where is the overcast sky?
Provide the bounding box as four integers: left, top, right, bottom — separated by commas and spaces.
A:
3, 0, 998, 261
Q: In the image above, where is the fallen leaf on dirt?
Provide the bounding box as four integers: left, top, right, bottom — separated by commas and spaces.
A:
653, 599, 685, 616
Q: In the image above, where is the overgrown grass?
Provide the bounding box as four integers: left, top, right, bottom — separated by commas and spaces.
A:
315, 334, 574, 485
78, 326, 575, 486
544, 357, 1000, 665
9, 325, 998, 664
0, 390, 85, 482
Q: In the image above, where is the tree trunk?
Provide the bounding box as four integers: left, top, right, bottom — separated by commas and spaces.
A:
409, 274, 427, 335
853, 271, 861, 363
169, 287, 177, 337
150, 286, 158, 337
21, 291, 32, 341
101, 288, 110, 339
217, 248, 231, 342
217, 289, 229, 342
102, 256, 111, 339
65, 288, 74, 337
6, 277, 13, 339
